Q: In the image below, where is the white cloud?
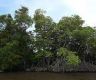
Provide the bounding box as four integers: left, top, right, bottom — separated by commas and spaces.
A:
14, 0, 60, 13
1, 0, 96, 26
17, 0, 96, 26
13, 0, 67, 21
61, 0, 96, 26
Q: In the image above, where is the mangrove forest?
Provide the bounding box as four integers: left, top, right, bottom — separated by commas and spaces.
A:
1, 6, 96, 72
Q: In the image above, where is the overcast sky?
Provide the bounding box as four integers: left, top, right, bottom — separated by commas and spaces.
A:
0, 0, 96, 27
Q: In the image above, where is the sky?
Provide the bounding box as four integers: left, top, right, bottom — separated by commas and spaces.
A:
0, 0, 96, 27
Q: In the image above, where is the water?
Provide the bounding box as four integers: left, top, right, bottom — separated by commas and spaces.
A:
0, 72, 96, 80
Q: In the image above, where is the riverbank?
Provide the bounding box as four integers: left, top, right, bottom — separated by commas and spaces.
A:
1, 60, 96, 73
25, 61, 96, 72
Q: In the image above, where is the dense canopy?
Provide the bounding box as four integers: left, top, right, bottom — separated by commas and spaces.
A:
0, 7, 96, 72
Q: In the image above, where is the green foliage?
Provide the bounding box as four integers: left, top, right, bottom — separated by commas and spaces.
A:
0, 7, 33, 71
57, 47, 68, 57
0, 41, 21, 70
66, 53, 81, 66
58, 15, 84, 31
0, 6, 96, 71
36, 50, 52, 58
58, 47, 81, 66
72, 27, 94, 43
15, 6, 32, 27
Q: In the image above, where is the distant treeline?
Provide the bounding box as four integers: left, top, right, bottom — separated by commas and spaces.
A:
0, 6, 96, 72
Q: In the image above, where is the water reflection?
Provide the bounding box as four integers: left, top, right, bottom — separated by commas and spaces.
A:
0, 72, 96, 80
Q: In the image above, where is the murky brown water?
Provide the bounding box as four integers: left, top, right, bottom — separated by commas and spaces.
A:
0, 72, 96, 80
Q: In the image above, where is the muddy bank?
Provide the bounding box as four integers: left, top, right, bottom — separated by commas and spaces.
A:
29, 61, 96, 72
1, 58, 96, 73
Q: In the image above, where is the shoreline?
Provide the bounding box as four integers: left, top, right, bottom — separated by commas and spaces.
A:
1, 70, 96, 73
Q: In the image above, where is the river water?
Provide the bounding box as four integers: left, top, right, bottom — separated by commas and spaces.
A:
0, 72, 96, 80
